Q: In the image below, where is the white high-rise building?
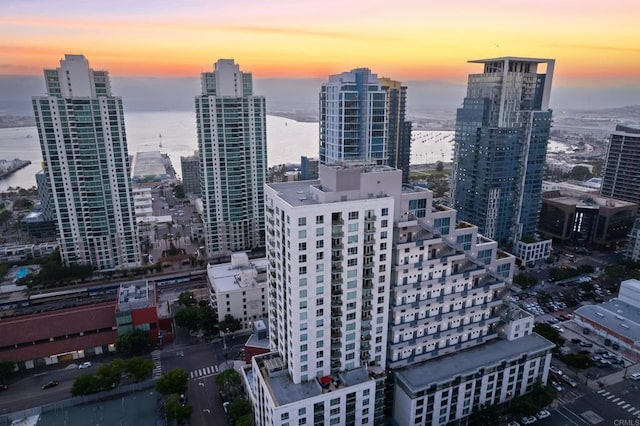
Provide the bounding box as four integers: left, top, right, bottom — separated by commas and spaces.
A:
319, 68, 388, 166
32, 54, 139, 270
247, 164, 396, 426
196, 59, 267, 255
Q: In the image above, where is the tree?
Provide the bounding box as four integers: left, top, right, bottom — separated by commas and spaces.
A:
216, 369, 242, 400
0, 360, 16, 382
563, 353, 593, 370
124, 357, 154, 382
228, 399, 252, 422
71, 374, 101, 396
235, 416, 253, 426
435, 161, 444, 172
164, 393, 192, 424
178, 291, 197, 307
198, 304, 219, 335
533, 323, 562, 346
513, 273, 539, 289
569, 165, 592, 181
156, 368, 189, 395
115, 329, 151, 356
175, 306, 200, 331
173, 185, 185, 199
219, 314, 242, 333
96, 362, 122, 389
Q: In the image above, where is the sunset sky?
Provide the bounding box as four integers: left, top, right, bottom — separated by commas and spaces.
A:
2, 0, 640, 87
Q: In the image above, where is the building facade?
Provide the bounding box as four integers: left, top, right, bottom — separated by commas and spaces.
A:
32, 54, 139, 270
207, 252, 268, 330
379, 78, 412, 183
196, 59, 267, 255
538, 190, 637, 248
319, 68, 387, 166
180, 151, 200, 195
247, 164, 398, 425
451, 57, 555, 249
300, 156, 319, 181
601, 126, 640, 205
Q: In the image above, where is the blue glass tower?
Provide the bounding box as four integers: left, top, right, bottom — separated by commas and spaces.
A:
452, 57, 555, 244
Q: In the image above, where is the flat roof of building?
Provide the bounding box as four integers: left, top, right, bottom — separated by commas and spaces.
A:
268, 180, 321, 207
575, 299, 640, 342
131, 151, 169, 180
542, 192, 636, 209
116, 280, 154, 311
469, 56, 554, 64
395, 334, 554, 394
256, 353, 375, 406
207, 255, 268, 293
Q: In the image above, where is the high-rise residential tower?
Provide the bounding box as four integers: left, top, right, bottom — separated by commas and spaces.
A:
601, 126, 640, 261
379, 78, 412, 183
32, 54, 139, 270
196, 59, 267, 255
601, 125, 640, 205
180, 151, 200, 196
247, 164, 394, 425
451, 57, 555, 251
319, 68, 388, 166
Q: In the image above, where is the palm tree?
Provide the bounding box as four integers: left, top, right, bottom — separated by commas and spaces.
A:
174, 232, 181, 247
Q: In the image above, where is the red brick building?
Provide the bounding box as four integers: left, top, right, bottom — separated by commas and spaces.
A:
0, 302, 117, 370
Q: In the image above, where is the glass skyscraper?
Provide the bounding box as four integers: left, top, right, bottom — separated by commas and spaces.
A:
32, 54, 139, 270
196, 59, 267, 255
319, 68, 388, 165
452, 57, 555, 245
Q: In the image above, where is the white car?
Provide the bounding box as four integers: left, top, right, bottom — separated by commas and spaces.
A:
549, 366, 563, 376
521, 415, 537, 425
537, 410, 551, 420
551, 381, 564, 392
629, 373, 640, 381
78, 361, 92, 369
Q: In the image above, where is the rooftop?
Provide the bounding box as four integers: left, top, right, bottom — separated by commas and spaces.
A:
542, 191, 636, 209
116, 280, 154, 311
469, 56, 554, 64
268, 180, 320, 207
255, 353, 376, 406
207, 253, 268, 293
395, 334, 554, 394
574, 299, 640, 343
131, 151, 170, 182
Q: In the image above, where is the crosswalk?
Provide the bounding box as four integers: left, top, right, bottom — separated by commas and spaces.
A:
190, 365, 219, 379
597, 389, 640, 418
151, 350, 162, 379
555, 389, 583, 405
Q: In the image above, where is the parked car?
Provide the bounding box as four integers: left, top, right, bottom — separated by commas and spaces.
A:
537, 410, 551, 419
579, 341, 593, 347
571, 338, 582, 344
551, 381, 564, 392
41, 380, 59, 390
629, 373, 640, 381
78, 361, 92, 369
508, 422, 521, 426
549, 366, 563, 376
521, 415, 537, 425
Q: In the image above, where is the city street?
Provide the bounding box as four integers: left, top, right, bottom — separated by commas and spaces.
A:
159, 324, 251, 426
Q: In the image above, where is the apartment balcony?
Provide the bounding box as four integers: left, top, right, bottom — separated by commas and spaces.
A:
331, 286, 343, 295
331, 348, 342, 357
361, 313, 372, 321
331, 239, 344, 249
332, 217, 344, 226
360, 351, 370, 360
331, 341, 341, 350
361, 342, 371, 351
363, 270, 374, 279
331, 319, 342, 328
362, 279, 373, 289
331, 297, 342, 307
331, 254, 343, 262
331, 308, 343, 316
361, 320, 372, 331
364, 214, 376, 222
331, 330, 342, 338
361, 333, 371, 341
332, 227, 344, 238
332, 262, 343, 272
362, 291, 373, 301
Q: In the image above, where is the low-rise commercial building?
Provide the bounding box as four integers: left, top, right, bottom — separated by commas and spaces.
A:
0, 302, 117, 370
207, 253, 268, 330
